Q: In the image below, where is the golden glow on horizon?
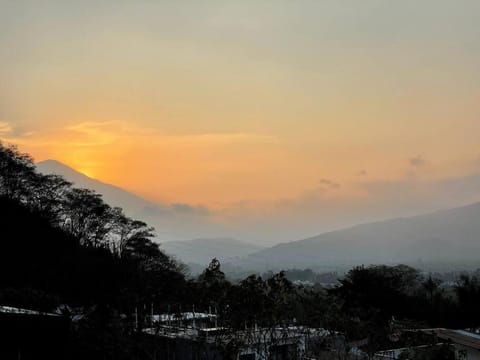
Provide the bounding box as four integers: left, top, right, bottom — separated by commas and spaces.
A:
2, 1, 480, 212
3, 117, 479, 211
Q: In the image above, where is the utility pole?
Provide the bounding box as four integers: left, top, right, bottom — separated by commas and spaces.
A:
134, 307, 138, 330
150, 302, 154, 327
192, 304, 196, 328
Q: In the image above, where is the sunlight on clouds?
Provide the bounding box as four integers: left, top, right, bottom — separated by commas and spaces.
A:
12, 121, 289, 206
0, 122, 13, 136
8, 117, 480, 212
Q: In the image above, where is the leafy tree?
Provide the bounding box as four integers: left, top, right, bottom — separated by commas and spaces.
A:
398, 343, 456, 360
455, 274, 480, 327
115, 216, 156, 258
196, 258, 231, 311
0, 142, 36, 200
27, 173, 72, 218
226, 274, 268, 328
266, 271, 296, 324
330, 265, 422, 355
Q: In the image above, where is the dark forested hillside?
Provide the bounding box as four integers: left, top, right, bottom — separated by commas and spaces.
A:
0, 142, 189, 359
0, 143, 186, 311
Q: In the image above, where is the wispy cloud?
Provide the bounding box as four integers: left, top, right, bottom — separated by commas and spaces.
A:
318, 178, 340, 189
0, 122, 13, 136
10, 120, 278, 151
56, 121, 278, 147
409, 155, 427, 168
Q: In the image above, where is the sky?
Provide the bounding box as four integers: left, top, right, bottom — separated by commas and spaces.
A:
1, 0, 480, 244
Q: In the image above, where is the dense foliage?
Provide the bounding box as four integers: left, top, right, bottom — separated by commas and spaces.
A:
0, 143, 186, 311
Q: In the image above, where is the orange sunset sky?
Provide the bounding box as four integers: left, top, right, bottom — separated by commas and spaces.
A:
2, 1, 480, 243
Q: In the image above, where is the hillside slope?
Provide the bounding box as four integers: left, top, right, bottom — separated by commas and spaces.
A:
36, 160, 215, 241
36, 160, 155, 215
232, 202, 480, 271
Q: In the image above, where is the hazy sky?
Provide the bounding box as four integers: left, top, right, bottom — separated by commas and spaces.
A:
2, 1, 480, 243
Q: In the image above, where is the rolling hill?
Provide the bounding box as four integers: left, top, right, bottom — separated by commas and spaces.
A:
231, 202, 480, 271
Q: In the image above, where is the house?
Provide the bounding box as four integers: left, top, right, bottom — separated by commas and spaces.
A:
142, 311, 327, 360
373, 328, 480, 360
422, 329, 480, 360
0, 305, 70, 360
152, 311, 219, 330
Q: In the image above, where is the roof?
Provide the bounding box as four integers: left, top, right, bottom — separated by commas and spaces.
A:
421, 328, 480, 350
153, 312, 217, 322
0, 305, 59, 317
144, 325, 324, 344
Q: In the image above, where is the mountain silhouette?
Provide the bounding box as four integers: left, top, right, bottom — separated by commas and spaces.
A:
232, 202, 480, 271
36, 160, 155, 215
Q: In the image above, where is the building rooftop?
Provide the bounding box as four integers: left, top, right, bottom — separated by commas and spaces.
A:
0, 305, 59, 317
421, 328, 480, 350
153, 312, 217, 322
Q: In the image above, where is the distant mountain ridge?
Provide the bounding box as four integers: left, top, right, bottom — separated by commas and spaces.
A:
230, 202, 480, 271
36, 160, 155, 215
161, 238, 263, 267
